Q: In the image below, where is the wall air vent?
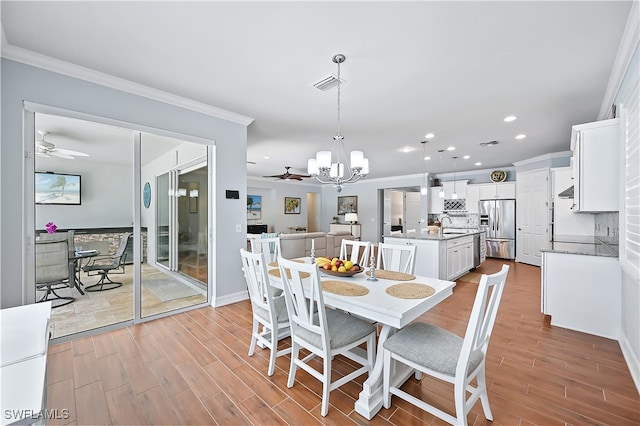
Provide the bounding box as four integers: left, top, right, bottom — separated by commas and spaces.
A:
313, 74, 345, 91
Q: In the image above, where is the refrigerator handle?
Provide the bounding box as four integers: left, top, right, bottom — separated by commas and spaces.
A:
496, 206, 499, 232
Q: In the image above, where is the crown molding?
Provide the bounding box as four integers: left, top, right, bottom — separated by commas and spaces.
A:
1, 42, 255, 127
512, 150, 572, 167
599, 1, 639, 119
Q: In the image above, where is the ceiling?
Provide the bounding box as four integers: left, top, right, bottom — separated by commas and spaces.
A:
1, 1, 633, 182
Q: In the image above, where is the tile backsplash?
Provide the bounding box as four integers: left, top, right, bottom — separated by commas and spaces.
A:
428, 213, 478, 228
594, 212, 619, 243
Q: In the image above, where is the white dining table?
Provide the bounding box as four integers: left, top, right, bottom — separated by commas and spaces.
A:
268, 258, 456, 420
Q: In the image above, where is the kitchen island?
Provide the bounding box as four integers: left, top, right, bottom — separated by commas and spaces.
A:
541, 234, 620, 339
384, 229, 483, 281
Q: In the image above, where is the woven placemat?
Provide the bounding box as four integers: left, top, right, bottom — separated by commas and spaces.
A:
268, 268, 310, 279
374, 270, 416, 281
322, 280, 369, 296
268, 258, 305, 268
386, 283, 435, 299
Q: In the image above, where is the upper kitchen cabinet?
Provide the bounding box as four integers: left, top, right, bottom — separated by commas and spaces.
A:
428, 187, 443, 214
570, 118, 619, 212
443, 180, 468, 199
466, 184, 480, 213
479, 182, 516, 199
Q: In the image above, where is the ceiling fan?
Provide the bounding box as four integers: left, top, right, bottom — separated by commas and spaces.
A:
36, 131, 89, 160
263, 166, 310, 181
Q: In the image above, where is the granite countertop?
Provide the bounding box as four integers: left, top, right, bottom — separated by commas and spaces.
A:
542, 234, 619, 257
384, 229, 482, 241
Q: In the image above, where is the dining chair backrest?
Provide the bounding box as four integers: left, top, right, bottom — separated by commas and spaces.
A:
339, 240, 371, 266
240, 248, 279, 320
459, 264, 509, 376
251, 236, 281, 264
278, 257, 329, 349
389, 230, 402, 236
376, 242, 417, 274
406, 228, 416, 234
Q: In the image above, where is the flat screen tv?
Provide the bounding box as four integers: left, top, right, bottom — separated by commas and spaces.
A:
35, 172, 81, 205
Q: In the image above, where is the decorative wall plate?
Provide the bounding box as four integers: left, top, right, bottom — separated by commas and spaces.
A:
490, 170, 507, 183
143, 182, 151, 208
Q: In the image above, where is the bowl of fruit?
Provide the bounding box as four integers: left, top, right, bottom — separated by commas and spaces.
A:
315, 257, 363, 277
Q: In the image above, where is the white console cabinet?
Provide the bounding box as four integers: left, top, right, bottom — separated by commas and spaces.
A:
570, 118, 619, 212
446, 235, 474, 280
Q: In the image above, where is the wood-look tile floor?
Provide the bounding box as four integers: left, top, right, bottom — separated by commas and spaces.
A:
43, 263, 207, 338
46, 259, 640, 425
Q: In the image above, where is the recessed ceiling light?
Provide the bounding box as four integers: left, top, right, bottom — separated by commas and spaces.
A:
399, 146, 415, 153
447, 146, 456, 151
475, 162, 482, 166
463, 155, 470, 159
515, 134, 527, 140
504, 115, 517, 122
424, 133, 436, 139
424, 156, 431, 160
264, 156, 270, 159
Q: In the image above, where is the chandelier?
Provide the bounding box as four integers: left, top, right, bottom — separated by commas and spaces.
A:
307, 54, 369, 193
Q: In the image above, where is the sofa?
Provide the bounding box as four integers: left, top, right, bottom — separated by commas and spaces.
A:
279, 231, 355, 259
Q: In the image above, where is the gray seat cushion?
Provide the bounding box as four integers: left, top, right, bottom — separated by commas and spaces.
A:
383, 322, 483, 376
253, 294, 288, 324
296, 309, 375, 349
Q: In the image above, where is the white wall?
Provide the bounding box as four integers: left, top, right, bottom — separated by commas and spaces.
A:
247, 178, 321, 233
1, 58, 249, 308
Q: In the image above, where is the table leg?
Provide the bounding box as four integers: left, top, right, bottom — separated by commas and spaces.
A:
355, 324, 392, 419
73, 259, 86, 295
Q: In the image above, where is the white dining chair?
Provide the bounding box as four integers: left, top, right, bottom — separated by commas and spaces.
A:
376, 242, 417, 274
338, 240, 371, 267
382, 264, 510, 425
277, 256, 377, 416
250, 235, 282, 264
389, 230, 402, 236
406, 228, 416, 234
240, 249, 291, 376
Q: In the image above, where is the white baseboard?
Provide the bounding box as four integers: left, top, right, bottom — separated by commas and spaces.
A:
619, 330, 640, 395
212, 290, 248, 307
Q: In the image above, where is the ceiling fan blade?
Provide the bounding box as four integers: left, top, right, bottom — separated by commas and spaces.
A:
56, 148, 89, 157
50, 151, 75, 160
263, 174, 285, 179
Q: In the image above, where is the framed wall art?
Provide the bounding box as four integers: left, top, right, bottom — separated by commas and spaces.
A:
284, 197, 301, 214
247, 194, 262, 219
337, 196, 358, 215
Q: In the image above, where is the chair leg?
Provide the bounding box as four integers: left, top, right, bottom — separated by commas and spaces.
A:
38, 284, 75, 308
268, 325, 278, 376
454, 376, 468, 426
321, 355, 331, 416
382, 350, 392, 409
85, 272, 123, 292
287, 341, 299, 388
477, 365, 493, 421
248, 319, 259, 356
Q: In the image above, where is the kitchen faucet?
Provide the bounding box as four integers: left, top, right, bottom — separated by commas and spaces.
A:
439, 214, 453, 235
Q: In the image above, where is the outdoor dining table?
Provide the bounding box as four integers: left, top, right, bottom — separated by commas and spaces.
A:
267, 257, 456, 419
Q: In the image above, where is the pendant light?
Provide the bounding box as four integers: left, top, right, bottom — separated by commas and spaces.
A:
451, 156, 458, 199
307, 54, 369, 193
420, 141, 428, 195
438, 149, 445, 198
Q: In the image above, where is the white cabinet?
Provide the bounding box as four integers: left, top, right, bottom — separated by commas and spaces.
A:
466, 184, 480, 213
570, 118, 619, 212
443, 180, 467, 199
428, 188, 443, 214
541, 251, 620, 339
383, 237, 446, 279
479, 182, 515, 199
446, 235, 474, 280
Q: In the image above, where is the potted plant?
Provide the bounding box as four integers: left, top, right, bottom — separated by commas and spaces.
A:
333, 216, 339, 223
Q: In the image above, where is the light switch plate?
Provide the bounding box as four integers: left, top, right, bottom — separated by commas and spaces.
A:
236, 224, 242, 233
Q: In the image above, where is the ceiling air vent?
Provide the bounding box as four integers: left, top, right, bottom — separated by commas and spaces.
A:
313, 74, 345, 91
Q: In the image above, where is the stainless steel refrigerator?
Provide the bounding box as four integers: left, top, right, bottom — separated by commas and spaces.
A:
479, 199, 516, 259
